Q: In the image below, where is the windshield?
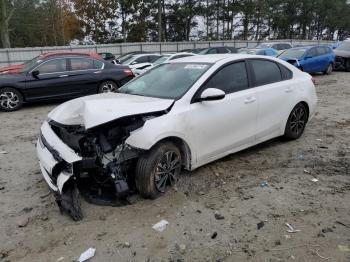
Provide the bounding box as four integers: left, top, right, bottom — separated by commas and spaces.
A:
19, 55, 43, 73
198, 48, 210, 54
280, 48, 307, 59
118, 62, 211, 99
336, 41, 350, 51
153, 55, 170, 65
119, 55, 134, 64
122, 56, 136, 65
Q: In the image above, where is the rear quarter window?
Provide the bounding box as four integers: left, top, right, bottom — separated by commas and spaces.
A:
278, 63, 293, 80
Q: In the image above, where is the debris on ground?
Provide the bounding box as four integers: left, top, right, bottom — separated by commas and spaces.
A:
310, 178, 319, 183
0, 151, 8, 154
260, 181, 268, 187
214, 212, 225, 220
17, 217, 29, 228
257, 221, 265, 230
152, 219, 169, 232
123, 242, 131, 248
211, 232, 218, 239
77, 247, 96, 262
303, 169, 311, 174
285, 223, 300, 233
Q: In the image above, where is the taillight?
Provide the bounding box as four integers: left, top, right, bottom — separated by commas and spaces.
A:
311, 77, 316, 85
123, 69, 134, 77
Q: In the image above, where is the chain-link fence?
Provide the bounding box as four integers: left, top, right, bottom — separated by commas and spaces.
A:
0, 39, 334, 66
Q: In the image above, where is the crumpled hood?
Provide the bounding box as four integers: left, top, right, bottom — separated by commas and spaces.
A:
48, 93, 174, 129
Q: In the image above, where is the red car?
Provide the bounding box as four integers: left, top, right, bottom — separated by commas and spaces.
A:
0, 51, 102, 74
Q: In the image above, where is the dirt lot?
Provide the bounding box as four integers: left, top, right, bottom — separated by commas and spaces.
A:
0, 72, 349, 262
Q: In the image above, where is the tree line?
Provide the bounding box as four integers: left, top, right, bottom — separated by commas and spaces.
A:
1, 0, 350, 48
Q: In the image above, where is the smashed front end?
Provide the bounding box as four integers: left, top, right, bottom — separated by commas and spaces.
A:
36, 113, 162, 220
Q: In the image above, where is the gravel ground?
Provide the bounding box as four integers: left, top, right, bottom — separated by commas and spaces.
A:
0, 72, 349, 262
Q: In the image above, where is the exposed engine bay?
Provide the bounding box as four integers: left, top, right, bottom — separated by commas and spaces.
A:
46, 111, 165, 220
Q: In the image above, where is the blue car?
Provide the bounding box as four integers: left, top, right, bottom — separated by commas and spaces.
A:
238, 47, 278, 56
278, 45, 335, 74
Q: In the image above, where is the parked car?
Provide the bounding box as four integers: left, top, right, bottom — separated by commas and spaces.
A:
333, 40, 350, 71
0, 53, 134, 111
278, 45, 335, 74
115, 51, 148, 64
121, 54, 161, 68
0, 51, 102, 74
238, 48, 278, 56
36, 54, 317, 220
256, 42, 292, 54
133, 52, 196, 75
198, 46, 238, 54
98, 52, 116, 63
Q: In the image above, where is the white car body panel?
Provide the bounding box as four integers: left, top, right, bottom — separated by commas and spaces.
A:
37, 54, 317, 195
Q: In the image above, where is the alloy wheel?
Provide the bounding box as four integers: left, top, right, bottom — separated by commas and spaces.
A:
100, 82, 118, 93
154, 150, 181, 193
289, 105, 307, 136
0, 91, 20, 110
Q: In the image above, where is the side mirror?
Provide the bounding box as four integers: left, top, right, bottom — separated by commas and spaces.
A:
305, 55, 312, 59
32, 70, 40, 78
199, 88, 225, 102
131, 61, 138, 65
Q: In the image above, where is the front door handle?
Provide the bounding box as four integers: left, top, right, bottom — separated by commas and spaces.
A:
94, 71, 102, 74
244, 97, 256, 104
59, 74, 68, 78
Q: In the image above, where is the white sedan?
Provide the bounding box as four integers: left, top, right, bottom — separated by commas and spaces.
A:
36, 54, 317, 220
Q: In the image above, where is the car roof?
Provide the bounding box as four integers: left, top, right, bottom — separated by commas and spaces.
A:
167, 54, 252, 63
40, 51, 102, 60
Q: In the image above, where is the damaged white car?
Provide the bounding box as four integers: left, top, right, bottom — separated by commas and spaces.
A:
36, 54, 317, 220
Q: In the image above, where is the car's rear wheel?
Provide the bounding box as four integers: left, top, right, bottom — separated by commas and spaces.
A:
323, 63, 333, 75
135, 142, 182, 199
0, 87, 23, 111
284, 103, 308, 140
98, 81, 119, 93
346, 59, 350, 72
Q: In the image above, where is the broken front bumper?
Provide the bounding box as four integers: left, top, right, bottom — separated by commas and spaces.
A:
36, 121, 82, 193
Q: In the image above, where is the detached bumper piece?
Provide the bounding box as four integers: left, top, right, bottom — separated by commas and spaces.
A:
37, 121, 84, 220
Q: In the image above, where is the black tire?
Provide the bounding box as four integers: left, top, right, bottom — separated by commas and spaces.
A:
346, 59, 350, 72
0, 87, 24, 111
135, 142, 182, 199
57, 186, 83, 221
323, 63, 333, 75
98, 81, 119, 93
284, 103, 308, 140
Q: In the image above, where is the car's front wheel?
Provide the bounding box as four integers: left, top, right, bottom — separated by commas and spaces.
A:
135, 142, 182, 199
98, 81, 119, 93
284, 103, 308, 140
0, 87, 24, 111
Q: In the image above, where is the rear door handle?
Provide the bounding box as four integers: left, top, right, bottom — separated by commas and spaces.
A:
285, 87, 293, 93
94, 71, 102, 74
59, 74, 68, 78
244, 97, 256, 104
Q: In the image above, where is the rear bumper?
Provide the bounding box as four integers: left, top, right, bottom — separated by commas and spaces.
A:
36, 121, 82, 193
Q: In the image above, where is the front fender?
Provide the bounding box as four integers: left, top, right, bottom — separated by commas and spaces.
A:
125, 114, 196, 163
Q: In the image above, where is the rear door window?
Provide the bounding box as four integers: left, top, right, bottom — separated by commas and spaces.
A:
203, 61, 249, 94
250, 59, 282, 86
36, 59, 67, 74
70, 58, 94, 71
